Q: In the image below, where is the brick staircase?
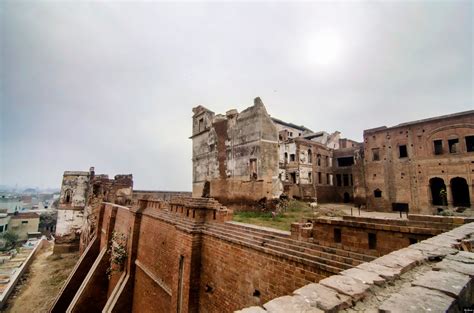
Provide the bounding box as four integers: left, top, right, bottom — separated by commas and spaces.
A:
142, 207, 376, 275
203, 221, 375, 275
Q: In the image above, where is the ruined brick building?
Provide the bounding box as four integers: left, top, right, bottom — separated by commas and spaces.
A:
55, 167, 191, 253
361, 111, 474, 213
55, 167, 134, 253
192, 98, 474, 214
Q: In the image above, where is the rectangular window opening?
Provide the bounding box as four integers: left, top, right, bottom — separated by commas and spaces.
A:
334, 228, 342, 243
198, 118, 204, 132
290, 172, 297, 184
368, 233, 377, 249
448, 138, 459, 153
433, 140, 443, 155
343, 174, 349, 186
399, 145, 408, 158
465, 136, 474, 152
372, 148, 380, 161
336, 174, 342, 187
337, 157, 354, 167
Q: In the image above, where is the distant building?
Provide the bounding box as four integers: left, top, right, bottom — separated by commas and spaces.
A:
190, 97, 360, 206
55, 167, 134, 253
0, 210, 40, 241
8, 212, 40, 241
361, 110, 474, 213
191, 98, 474, 213
191, 98, 282, 207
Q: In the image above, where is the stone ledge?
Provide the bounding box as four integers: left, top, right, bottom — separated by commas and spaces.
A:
378, 286, 456, 313
434, 258, 474, 277
411, 270, 470, 298
235, 306, 267, 313
263, 295, 322, 313
355, 262, 401, 281
293, 283, 352, 312
340, 267, 385, 286
236, 222, 474, 313
318, 275, 370, 301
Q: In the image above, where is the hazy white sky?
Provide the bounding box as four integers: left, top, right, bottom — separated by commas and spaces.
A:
0, 1, 472, 190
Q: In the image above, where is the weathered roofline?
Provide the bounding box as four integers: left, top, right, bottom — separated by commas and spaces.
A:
364, 110, 474, 134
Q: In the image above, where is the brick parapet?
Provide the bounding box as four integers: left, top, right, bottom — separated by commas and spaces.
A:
312, 218, 443, 235
236, 222, 474, 313
139, 197, 233, 224
291, 215, 474, 257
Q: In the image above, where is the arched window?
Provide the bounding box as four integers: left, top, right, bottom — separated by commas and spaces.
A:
308, 149, 312, 163
374, 189, 382, 198
64, 189, 72, 204
317, 154, 321, 166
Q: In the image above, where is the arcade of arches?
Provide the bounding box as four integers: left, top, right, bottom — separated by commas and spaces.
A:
430, 176, 471, 207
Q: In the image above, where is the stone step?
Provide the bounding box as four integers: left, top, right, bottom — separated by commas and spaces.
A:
148, 209, 373, 264
205, 226, 351, 271
206, 223, 361, 267
202, 228, 343, 275
211, 221, 374, 262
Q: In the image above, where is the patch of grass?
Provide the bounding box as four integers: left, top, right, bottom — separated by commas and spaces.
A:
233, 200, 314, 231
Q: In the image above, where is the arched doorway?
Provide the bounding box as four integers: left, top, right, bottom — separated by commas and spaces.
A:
429, 177, 446, 206
343, 192, 350, 203
451, 177, 470, 207
202, 181, 211, 198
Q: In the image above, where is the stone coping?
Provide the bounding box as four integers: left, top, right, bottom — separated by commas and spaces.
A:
312, 217, 445, 235
235, 222, 474, 313
226, 221, 291, 236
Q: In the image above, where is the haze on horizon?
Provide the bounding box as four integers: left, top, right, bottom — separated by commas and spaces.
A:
0, 1, 472, 191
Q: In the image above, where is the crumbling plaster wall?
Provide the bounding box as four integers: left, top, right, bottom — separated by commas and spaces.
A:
192, 98, 282, 205
59, 171, 90, 208
56, 210, 84, 237
56, 171, 90, 238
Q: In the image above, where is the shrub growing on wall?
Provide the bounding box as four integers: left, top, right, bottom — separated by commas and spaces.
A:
106, 231, 128, 279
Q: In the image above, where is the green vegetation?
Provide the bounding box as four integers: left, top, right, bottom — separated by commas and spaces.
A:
232, 200, 315, 231
0, 231, 19, 250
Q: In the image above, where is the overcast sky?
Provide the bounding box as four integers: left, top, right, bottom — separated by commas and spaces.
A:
0, 1, 472, 190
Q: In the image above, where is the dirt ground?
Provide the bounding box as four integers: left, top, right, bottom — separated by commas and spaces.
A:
1, 243, 79, 313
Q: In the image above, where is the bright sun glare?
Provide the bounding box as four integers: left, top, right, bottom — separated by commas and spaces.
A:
307, 31, 343, 67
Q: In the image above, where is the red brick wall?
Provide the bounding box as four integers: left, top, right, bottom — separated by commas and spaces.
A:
312, 222, 430, 256
62, 201, 338, 313
198, 234, 327, 312
132, 214, 177, 312
107, 207, 132, 297
132, 266, 172, 313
